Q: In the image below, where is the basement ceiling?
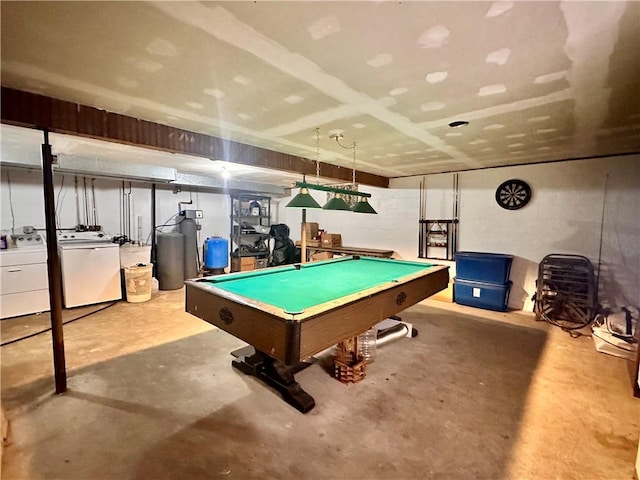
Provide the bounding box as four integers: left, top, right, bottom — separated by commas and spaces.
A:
0, 123, 312, 192
1, 1, 639, 184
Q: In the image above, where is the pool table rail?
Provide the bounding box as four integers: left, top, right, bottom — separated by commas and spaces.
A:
297, 264, 449, 359
186, 284, 300, 364
185, 261, 449, 364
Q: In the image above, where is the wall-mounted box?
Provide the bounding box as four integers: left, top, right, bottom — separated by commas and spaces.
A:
182, 210, 203, 219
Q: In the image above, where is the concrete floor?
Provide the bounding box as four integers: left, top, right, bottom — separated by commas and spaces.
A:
1, 289, 638, 479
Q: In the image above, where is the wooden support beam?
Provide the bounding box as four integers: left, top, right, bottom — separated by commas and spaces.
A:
1, 87, 389, 188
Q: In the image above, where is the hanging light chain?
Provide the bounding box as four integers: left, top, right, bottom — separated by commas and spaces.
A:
352, 142, 356, 185
330, 132, 358, 186
290, 130, 376, 214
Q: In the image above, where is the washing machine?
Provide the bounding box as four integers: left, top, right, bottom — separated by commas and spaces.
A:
57, 231, 122, 308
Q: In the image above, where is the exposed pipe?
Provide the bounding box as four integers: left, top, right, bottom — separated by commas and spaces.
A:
74, 176, 80, 227
125, 182, 132, 239
418, 177, 425, 258
83, 177, 89, 227
376, 322, 412, 347
123, 182, 128, 239
151, 183, 157, 276
120, 182, 124, 237
91, 178, 99, 228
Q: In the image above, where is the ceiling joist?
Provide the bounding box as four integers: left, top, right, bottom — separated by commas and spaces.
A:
0, 87, 389, 188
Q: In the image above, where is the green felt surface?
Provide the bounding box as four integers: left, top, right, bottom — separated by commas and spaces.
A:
205, 257, 435, 313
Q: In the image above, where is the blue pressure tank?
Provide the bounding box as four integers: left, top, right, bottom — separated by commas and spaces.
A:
204, 236, 229, 270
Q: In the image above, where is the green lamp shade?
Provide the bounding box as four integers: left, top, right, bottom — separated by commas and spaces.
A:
322, 196, 351, 211
352, 197, 377, 214
286, 188, 321, 209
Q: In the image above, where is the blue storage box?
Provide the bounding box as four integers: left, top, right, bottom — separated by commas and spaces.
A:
454, 252, 513, 284
453, 278, 512, 312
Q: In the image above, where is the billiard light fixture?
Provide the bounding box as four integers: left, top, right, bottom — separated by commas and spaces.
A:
286, 131, 323, 209
352, 196, 377, 214
290, 181, 374, 210
286, 186, 322, 209
285, 130, 377, 214
323, 193, 351, 211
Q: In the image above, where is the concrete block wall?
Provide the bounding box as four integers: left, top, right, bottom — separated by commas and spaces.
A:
2, 153, 638, 312
281, 186, 420, 256
280, 154, 639, 312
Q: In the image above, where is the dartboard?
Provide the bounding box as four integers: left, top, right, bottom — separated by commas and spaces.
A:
495, 179, 531, 210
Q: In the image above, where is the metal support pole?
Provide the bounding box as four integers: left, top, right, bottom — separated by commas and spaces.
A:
452, 173, 459, 257
150, 183, 157, 277
41, 129, 67, 394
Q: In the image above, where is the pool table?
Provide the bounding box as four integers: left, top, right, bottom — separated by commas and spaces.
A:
185, 256, 449, 412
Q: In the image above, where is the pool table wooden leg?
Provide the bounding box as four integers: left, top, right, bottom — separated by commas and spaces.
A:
232, 350, 316, 414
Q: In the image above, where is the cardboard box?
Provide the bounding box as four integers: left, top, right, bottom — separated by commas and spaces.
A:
231, 256, 255, 272
239, 256, 255, 267
304, 222, 319, 238
321, 233, 342, 248
311, 252, 334, 261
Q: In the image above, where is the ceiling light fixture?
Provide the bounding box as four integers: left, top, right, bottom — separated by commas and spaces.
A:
322, 194, 351, 211
286, 129, 324, 264
352, 196, 377, 214
286, 185, 321, 208
286, 130, 376, 214
292, 181, 375, 213
448, 120, 469, 128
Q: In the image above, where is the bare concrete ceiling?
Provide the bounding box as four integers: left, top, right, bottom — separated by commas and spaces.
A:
1, 1, 639, 184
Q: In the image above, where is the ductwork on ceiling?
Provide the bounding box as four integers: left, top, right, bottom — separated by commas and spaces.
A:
0, 151, 286, 195
54, 154, 177, 183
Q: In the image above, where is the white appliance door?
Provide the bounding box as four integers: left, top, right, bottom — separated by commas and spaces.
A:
59, 243, 122, 308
